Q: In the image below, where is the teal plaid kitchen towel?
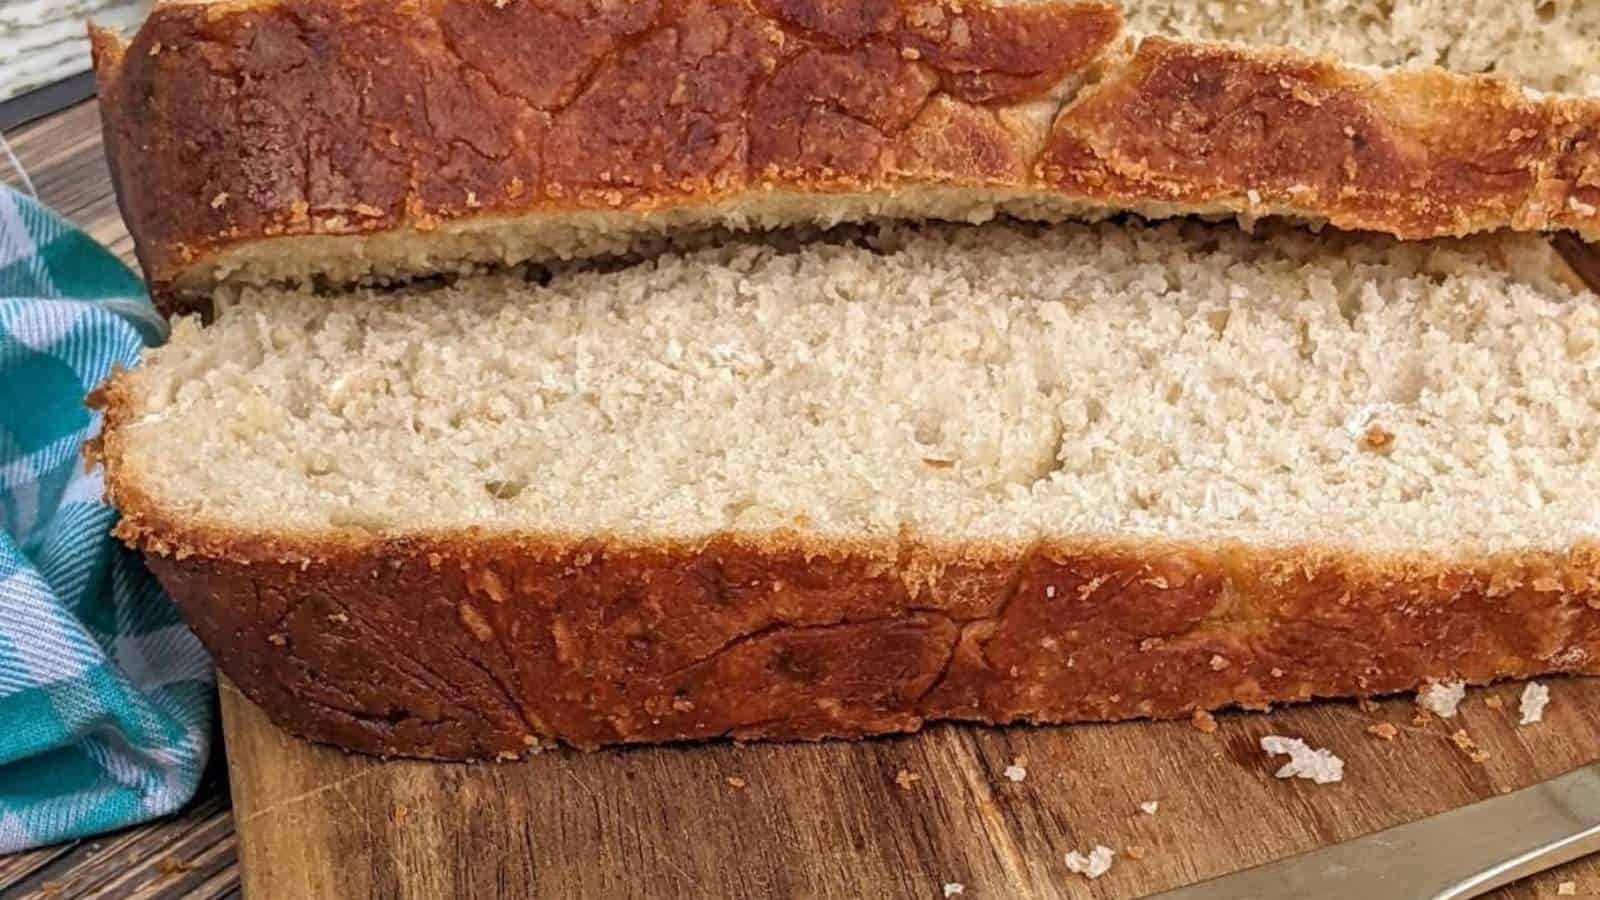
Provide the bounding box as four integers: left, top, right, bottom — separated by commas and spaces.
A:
0, 183, 213, 852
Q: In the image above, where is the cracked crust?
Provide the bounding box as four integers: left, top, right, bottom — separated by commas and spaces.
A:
92, 367, 1600, 760
93, 0, 1600, 312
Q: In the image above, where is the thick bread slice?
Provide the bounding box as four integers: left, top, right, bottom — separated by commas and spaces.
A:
92, 0, 1600, 311
96, 220, 1600, 759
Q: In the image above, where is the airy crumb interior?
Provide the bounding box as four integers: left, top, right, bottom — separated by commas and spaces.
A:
115, 220, 1600, 552
1124, 0, 1600, 96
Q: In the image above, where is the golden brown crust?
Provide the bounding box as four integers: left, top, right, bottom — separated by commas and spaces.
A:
94, 0, 1600, 310
132, 511, 1600, 760
1045, 38, 1600, 240
92, 0, 1117, 309
92, 369, 1600, 760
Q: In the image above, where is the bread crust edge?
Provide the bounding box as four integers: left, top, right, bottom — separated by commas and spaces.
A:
92, 370, 1600, 759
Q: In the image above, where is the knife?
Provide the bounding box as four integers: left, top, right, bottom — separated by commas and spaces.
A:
1150, 761, 1600, 900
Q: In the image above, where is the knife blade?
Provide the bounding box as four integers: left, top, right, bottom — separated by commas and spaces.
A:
1150, 761, 1600, 900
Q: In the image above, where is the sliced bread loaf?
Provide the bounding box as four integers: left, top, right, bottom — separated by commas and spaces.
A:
96, 221, 1600, 758
92, 0, 1600, 310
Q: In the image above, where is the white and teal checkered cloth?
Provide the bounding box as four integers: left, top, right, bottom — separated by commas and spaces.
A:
0, 183, 213, 852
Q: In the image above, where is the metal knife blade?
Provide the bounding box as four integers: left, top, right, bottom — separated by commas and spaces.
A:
1149, 761, 1600, 900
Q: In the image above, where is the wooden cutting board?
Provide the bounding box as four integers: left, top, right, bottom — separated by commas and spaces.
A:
222, 676, 1600, 899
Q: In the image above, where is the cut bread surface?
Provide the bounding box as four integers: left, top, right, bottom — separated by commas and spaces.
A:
1126, 0, 1600, 96
105, 221, 1600, 556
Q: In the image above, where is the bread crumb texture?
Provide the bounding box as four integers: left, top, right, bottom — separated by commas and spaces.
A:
1450, 728, 1492, 764
1065, 845, 1115, 880
1260, 735, 1345, 783
1125, 0, 1600, 95
1416, 680, 1467, 719
1366, 722, 1399, 741
108, 221, 1600, 552
1520, 681, 1551, 725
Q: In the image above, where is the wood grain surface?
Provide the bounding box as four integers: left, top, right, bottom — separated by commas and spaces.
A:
221, 677, 1600, 900
0, 765, 238, 900
9, 99, 1600, 900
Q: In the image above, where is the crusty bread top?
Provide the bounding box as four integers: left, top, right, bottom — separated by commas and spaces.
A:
91, 0, 1600, 306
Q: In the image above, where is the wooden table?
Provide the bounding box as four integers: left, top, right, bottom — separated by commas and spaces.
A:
7, 98, 1600, 900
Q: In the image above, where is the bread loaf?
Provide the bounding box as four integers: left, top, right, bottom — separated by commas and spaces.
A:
94, 220, 1600, 759
92, 0, 1600, 311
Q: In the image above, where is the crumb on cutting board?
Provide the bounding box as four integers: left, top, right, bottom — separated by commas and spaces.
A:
1260, 736, 1344, 784
1520, 682, 1550, 725
1191, 710, 1218, 734
1366, 722, 1399, 741
1450, 730, 1491, 764
895, 769, 922, 790
1139, 800, 1159, 815
1065, 846, 1115, 880
726, 776, 747, 790
1003, 756, 1028, 782
1417, 680, 1466, 719
942, 882, 965, 897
